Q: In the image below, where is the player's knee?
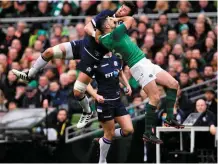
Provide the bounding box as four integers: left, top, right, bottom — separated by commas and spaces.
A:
73, 80, 87, 99
122, 127, 134, 136
104, 130, 115, 140
52, 45, 65, 59
43, 48, 54, 60
150, 93, 160, 104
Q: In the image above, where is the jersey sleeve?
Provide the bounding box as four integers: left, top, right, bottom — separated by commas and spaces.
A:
118, 58, 123, 70
92, 10, 115, 28
111, 24, 127, 40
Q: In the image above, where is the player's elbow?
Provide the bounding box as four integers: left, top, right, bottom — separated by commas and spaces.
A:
128, 17, 134, 24
84, 23, 93, 35
84, 25, 90, 34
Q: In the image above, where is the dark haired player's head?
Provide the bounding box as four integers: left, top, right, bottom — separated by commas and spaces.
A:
115, 1, 136, 17
96, 16, 117, 34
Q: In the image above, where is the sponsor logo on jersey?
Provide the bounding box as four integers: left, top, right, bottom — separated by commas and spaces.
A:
86, 67, 92, 72
104, 115, 112, 118
97, 108, 102, 113
149, 74, 153, 78
101, 63, 109, 67
114, 61, 118, 66
105, 72, 113, 78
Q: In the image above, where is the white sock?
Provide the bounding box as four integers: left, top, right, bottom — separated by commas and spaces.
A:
28, 55, 48, 78
99, 137, 111, 164
114, 128, 124, 137
79, 95, 91, 113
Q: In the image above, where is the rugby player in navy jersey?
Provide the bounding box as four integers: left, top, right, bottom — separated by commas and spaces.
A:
86, 53, 133, 164
12, 1, 136, 128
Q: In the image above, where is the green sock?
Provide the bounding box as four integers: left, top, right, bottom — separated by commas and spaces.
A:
144, 103, 156, 135
166, 88, 177, 120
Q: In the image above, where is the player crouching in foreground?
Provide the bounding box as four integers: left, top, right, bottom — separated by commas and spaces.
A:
95, 16, 184, 144
86, 53, 133, 164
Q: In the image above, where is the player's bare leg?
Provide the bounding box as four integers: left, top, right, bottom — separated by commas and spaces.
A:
155, 70, 184, 129
74, 72, 93, 128
12, 43, 72, 81
142, 80, 163, 144
115, 115, 134, 137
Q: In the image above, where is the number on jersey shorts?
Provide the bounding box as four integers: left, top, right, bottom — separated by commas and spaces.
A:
130, 58, 163, 88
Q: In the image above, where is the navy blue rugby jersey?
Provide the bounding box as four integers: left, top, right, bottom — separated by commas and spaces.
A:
81, 10, 115, 60
93, 54, 122, 99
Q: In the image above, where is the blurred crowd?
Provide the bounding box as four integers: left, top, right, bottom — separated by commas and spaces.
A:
0, 0, 217, 129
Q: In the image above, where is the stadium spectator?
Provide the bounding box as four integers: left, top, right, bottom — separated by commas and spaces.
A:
37, 30, 50, 50
204, 88, 217, 117
135, 0, 152, 14
52, 24, 63, 41
211, 52, 217, 72
48, 81, 63, 108
141, 35, 155, 59
194, 99, 216, 149
34, 40, 44, 52
14, 81, 26, 107
15, 21, 29, 47
176, 0, 192, 13
185, 35, 197, 51
177, 89, 193, 117
174, 13, 195, 36
0, 70, 17, 103
0, 1, 14, 18
154, 52, 166, 69
59, 73, 71, 108
153, 22, 165, 52
36, 1, 50, 17
137, 21, 147, 47
167, 30, 181, 47
0, 26, 16, 54
7, 101, 17, 111
203, 37, 216, 63
158, 14, 172, 35
203, 65, 215, 80
75, 23, 86, 40
13, 1, 30, 17
22, 85, 41, 108
128, 94, 144, 117
38, 76, 50, 105
153, 0, 170, 14
7, 48, 19, 64
193, 0, 217, 13
11, 39, 23, 60
179, 71, 191, 88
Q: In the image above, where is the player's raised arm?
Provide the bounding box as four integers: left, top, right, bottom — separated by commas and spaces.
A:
114, 16, 134, 30
84, 10, 115, 37
84, 22, 96, 37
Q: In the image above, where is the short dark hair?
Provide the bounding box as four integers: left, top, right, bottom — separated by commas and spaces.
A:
122, 1, 136, 16
96, 16, 108, 33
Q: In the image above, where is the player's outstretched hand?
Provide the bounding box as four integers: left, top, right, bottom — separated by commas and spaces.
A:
125, 85, 132, 96
96, 94, 105, 103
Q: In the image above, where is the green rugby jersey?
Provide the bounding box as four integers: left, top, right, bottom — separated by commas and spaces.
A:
99, 24, 145, 68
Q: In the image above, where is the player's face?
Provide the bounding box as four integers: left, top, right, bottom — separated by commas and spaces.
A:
106, 17, 116, 29
116, 5, 131, 17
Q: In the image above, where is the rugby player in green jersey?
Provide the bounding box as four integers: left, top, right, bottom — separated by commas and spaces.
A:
95, 16, 184, 144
